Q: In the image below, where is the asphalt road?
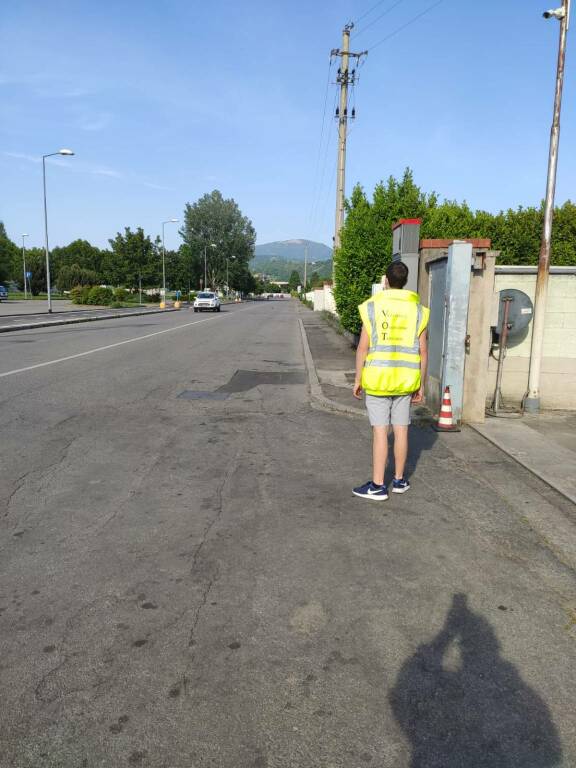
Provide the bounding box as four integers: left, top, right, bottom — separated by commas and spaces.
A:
1, 301, 576, 767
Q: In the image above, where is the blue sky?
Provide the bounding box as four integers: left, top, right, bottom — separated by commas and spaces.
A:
1, 0, 574, 251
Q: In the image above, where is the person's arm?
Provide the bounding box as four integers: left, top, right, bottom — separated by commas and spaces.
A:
353, 326, 370, 399
412, 330, 428, 403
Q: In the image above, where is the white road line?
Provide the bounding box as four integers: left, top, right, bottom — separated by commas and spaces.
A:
0, 307, 252, 380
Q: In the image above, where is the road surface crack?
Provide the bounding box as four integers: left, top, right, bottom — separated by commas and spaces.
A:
186, 435, 243, 648
2, 470, 31, 517
188, 574, 217, 648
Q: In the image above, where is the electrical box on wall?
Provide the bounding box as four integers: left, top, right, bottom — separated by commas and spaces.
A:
391, 219, 421, 293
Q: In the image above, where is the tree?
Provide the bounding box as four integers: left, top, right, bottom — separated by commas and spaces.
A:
166, 244, 202, 294
51, 239, 103, 281
25, 248, 47, 295
0, 222, 18, 284
551, 201, 576, 265
230, 262, 257, 294
104, 228, 160, 288
309, 271, 323, 289
180, 190, 256, 290
334, 169, 434, 335
56, 264, 100, 292
288, 270, 301, 291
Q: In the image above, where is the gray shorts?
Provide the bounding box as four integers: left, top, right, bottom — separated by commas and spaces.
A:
365, 394, 412, 427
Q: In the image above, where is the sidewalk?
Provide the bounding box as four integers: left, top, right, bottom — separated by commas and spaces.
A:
472, 413, 576, 505
299, 304, 576, 504
0, 302, 177, 332
0, 299, 86, 315
299, 308, 362, 415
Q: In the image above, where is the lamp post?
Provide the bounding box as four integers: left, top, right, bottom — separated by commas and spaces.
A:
21, 234, 29, 300
204, 243, 217, 290
43, 149, 74, 312
161, 218, 178, 308
525, 0, 571, 413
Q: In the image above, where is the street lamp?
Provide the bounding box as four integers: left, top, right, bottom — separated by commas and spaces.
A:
43, 148, 74, 313
525, 0, 571, 413
21, 234, 29, 300
204, 243, 217, 290
161, 218, 178, 308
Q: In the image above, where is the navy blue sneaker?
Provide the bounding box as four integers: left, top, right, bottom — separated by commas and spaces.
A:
392, 477, 411, 494
352, 481, 389, 501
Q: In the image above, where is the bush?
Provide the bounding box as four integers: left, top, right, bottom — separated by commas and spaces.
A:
87, 286, 114, 305
113, 287, 128, 301
146, 292, 161, 302
110, 301, 123, 309
70, 285, 91, 305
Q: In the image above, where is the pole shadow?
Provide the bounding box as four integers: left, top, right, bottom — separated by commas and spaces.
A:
389, 594, 562, 767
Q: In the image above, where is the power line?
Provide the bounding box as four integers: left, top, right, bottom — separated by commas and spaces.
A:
355, 0, 398, 25
308, 57, 334, 231
310, 87, 339, 234
368, 0, 445, 51
355, 0, 406, 37
318, 153, 339, 241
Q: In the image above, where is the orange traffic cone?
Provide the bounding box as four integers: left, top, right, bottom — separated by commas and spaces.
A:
432, 386, 461, 432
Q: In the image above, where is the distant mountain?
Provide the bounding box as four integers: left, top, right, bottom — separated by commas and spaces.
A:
252, 257, 333, 283
254, 239, 332, 264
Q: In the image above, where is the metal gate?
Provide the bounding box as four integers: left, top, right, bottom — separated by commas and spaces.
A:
427, 258, 448, 417
424, 242, 472, 423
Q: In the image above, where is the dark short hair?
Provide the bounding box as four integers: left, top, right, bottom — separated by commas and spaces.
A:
386, 261, 409, 289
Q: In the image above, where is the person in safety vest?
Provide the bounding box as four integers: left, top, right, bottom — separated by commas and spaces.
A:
352, 261, 429, 501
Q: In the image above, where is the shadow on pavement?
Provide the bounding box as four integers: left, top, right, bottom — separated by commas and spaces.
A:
390, 594, 562, 768
405, 424, 438, 475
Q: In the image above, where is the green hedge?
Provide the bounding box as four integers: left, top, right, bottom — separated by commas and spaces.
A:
334, 168, 576, 335
70, 285, 114, 305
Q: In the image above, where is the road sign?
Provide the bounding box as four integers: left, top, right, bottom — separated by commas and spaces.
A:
26, 272, 32, 278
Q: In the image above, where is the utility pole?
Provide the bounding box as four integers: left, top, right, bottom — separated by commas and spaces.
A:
525, 0, 571, 413
332, 24, 367, 266
304, 243, 308, 291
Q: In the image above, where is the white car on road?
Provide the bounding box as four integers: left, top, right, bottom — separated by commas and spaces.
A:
194, 291, 221, 313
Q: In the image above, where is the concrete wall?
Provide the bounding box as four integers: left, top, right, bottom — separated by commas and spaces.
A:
313, 283, 337, 314
489, 268, 576, 410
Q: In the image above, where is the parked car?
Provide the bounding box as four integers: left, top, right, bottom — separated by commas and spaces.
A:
0, 285, 8, 301
193, 291, 221, 312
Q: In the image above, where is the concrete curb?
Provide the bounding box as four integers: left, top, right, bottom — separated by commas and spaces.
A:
468, 422, 576, 506
298, 317, 365, 418
0, 307, 178, 334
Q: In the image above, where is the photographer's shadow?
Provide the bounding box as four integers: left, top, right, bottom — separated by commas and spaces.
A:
389, 594, 562, 767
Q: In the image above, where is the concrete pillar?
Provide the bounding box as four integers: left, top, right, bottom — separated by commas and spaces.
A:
462, 251, 497, 423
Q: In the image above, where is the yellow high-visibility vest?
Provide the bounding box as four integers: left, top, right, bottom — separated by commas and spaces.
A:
359, 289, 430, 396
